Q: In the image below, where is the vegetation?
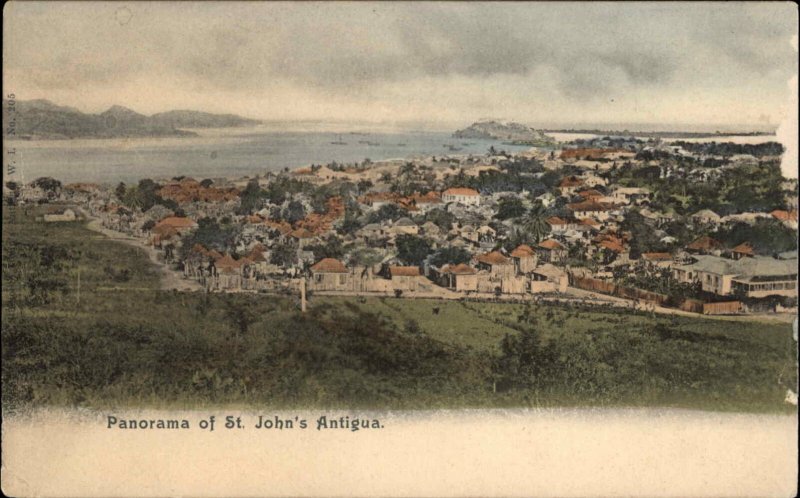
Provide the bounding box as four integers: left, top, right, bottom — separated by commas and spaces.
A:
2, 207, 796, 413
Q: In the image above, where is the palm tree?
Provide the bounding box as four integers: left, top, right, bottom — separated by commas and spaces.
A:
521, 202, 550, 243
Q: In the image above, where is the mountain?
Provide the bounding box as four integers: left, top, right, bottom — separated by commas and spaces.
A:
3, 99, 261, 140
454, 120, 555, 145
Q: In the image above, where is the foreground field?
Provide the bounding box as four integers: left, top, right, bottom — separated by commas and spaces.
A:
2, 206, 797, 412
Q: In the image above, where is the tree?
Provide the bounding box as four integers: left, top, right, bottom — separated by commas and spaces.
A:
270, 241, 298, 268
520, 202, 550, 243
200, 178, 214, 188
223, 296, 258, 343
283, 200, 307, 225
395, 235, 433, 266
237, 179, 265, 215
495, 196, 527, 220
115, 182, 127, 201
425, 208, 456, 231
366, 204, 407, 224
430, 246, 471, 267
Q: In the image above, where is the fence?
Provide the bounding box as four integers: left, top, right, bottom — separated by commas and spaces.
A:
570, 275, 670, 306
702, 301, 742, 315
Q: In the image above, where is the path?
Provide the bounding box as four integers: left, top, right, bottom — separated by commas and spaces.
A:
81, 212, 202, 292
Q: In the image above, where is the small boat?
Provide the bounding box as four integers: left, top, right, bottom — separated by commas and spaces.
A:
397, 143, 407, 147
331, 134, 347, 145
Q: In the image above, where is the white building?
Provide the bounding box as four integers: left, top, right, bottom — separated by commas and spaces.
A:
442, 187, 480, 206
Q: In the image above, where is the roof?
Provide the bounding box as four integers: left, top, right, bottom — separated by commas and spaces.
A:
214, 254, 244, 271
533, 263, 566, 279
641, 252, 672, 262
547, 216, 569, 226
567, 200, 612, 212
687, 236, 721, 251
394, 217, 417, 227
290, 228, 314, 239
676, 255, 797, 278
731, 242, 755, 256
559, 176, 584, 188
538, 239, 565, 250
579, 218, 601, 226
156, 216, 197, 229
440, 263, 477, 275
476, 251, 510, 265
389, 266, 421, 277
310, 258, 348, 273
691, 209, 721, 220
771, 210, 798, 221
443, 187, 479, 197
599, 239, 625, 253
577, 189, 604, 198
510, 244, 536, 258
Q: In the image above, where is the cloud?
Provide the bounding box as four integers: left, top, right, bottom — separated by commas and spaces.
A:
4, 2, 797, 128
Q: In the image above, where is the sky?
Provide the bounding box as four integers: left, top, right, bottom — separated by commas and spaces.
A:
3, 1, 798, 135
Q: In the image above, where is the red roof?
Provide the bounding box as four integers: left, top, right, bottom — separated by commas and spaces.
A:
443, 187, 479, 197
641, 252, 672, 261
538, 239, 564, 250
389, 266, 421, 277
440, 263, 477, 275
547, 216, 569, 226
731, 242, 755, 256
686, 236, 721, 251
156, 216, 197, 229
510, 244, 536, 258
310, 258, 348, 273
477, 251, 510, 265
771, 210, 798, 221
567, 201, 612, 212
559, 176, 584, 188
291, 228, 314, 239
215, 254, 244, 271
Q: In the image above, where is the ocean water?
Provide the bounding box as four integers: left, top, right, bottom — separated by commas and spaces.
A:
5, 127, 781, 185
4, 127, 532, 185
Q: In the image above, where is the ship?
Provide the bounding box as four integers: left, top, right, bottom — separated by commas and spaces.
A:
331, 134, 347, 145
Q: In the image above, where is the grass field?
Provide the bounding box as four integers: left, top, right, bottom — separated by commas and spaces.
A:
2, 206, 797, 412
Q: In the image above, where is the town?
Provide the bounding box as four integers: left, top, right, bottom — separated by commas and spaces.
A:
5, 133, 797, 317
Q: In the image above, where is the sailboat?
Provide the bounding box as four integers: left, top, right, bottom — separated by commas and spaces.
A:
331, 134, 347, 145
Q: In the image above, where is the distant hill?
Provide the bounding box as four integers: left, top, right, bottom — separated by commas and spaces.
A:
3, 99, 261, 140
454, 120, 555, 145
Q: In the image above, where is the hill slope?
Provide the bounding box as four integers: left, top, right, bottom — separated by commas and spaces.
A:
3, 99, 261, 140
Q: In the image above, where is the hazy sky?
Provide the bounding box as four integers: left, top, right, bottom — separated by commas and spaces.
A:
4, 2, 798, 131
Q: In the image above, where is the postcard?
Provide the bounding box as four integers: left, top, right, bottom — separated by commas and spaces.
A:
2, 1, 798, 496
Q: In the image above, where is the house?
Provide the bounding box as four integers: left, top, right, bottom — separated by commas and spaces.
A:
690, 209, 721, 225
686, 236, 722, 255
730, 242, 755, 260
476, 251, 515, 278
612, 187, 651, 205
771, 209, 799, 229
389, 217, 419, 236
558, 176, 584, 196
536, 239, 567, 264
576, 189, 604, 201
673, 255, 797, 298
388, 266, 427, 291
531, 264, 568, 293
567, 200, 614, 221
290, 228, 316, 248
154, 216, 198, 234
640, 252, 673, 268
309, 258, 351, 291
510, 244, 537, 273
442, 187, 480, 206
43, 208, 77, 222
437, 264, 478, 292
